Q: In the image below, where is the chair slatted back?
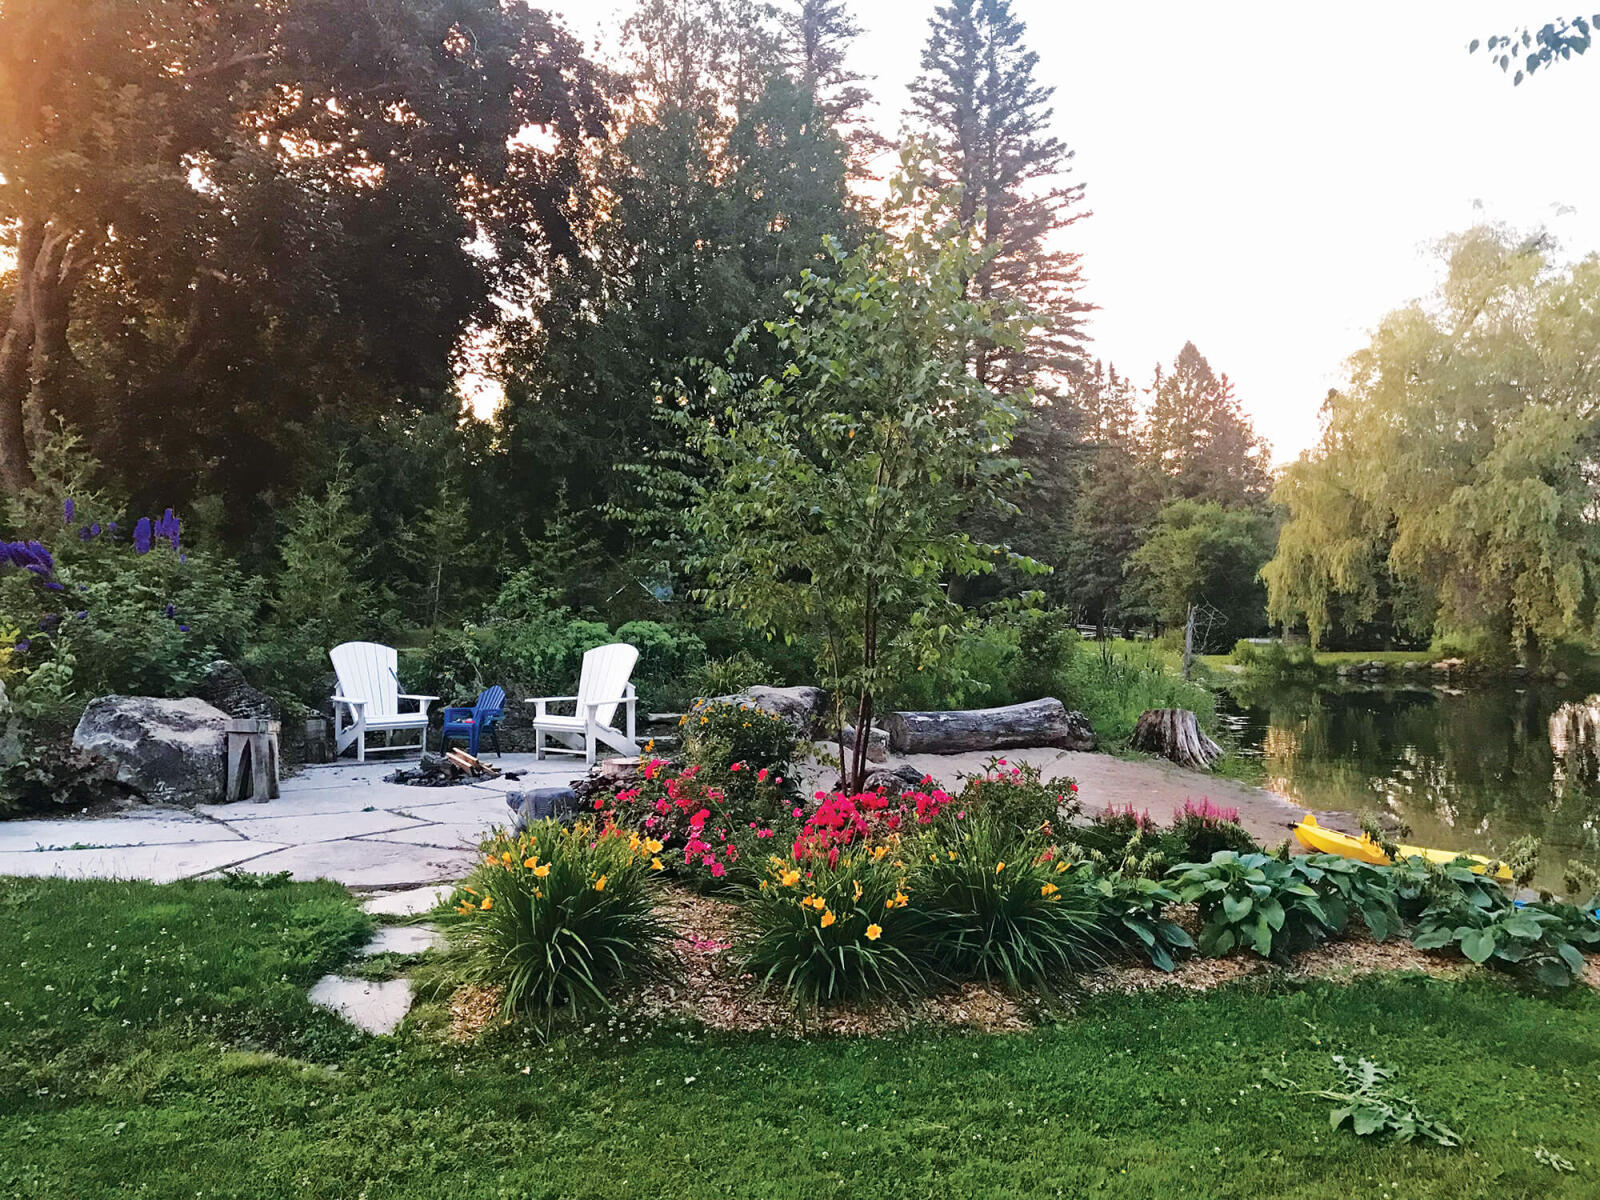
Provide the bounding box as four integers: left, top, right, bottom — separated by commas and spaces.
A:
475, 685, 507, 721
575, 643, 638, 731
330, 642, 400, 718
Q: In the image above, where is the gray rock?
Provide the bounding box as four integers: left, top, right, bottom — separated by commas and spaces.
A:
507, 785, 581, 832
858, 764, 933, 794
72, 696, 230, 805
838, 724, 889, 763
308, 974, 413, 1036
704, 685, 827, 735
194, 660, 279, 722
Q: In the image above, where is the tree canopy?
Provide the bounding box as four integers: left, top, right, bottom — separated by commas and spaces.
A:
1263, 228, 1600, 654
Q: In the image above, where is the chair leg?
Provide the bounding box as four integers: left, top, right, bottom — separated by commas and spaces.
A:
535, 728, 545, 760
468, 726, 479, 758
489, 724, 502, 758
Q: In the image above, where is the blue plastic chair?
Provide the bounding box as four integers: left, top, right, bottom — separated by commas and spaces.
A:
439, 686, 506, 758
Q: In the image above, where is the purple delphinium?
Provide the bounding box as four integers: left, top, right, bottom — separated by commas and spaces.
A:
133, 517, 153, 556
177, 624, 190, 633
153, 508, 181, 553
63, 498, 74, 524
13, 639, 29, 653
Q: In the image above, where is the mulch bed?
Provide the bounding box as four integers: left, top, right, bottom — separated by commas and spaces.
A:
437, 885, 1595, 1044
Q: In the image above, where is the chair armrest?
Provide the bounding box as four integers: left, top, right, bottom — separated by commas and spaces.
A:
441, 707, 475, 722
525, 695, 579, 704
330, 696, 367, 711
398, 693, 439, 703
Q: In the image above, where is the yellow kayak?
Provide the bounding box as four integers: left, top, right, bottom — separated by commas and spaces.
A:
1293, 814, 1513, 881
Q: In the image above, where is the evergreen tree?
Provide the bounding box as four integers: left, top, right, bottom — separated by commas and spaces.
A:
906, 0, 1091, 395
1143, 342, 1272, 507
782, 0, 883, 172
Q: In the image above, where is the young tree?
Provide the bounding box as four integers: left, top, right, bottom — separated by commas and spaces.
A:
905, 0, 1091, 395
1263, 227, 1600, 657
1142, 342, 1273, 507
685, 155, 1043, 790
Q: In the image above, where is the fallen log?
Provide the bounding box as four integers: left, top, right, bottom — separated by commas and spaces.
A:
1130, 708, 1223, 771
884, 698, 1096, 755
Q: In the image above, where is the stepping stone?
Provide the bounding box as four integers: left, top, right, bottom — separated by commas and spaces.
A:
308, 974, 413, 1036
362, 884, 453, 917
359, 924, 441, 956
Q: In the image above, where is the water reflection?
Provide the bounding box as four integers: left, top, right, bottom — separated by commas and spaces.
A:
1221, 681, 1600, 889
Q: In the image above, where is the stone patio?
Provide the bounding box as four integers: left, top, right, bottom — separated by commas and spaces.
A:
0, 753, 579, 888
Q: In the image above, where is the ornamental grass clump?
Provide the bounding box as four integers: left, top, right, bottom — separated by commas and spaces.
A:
916, 813, 1101, 994
739, 849, 934, 1010
444, 820, 673, 1027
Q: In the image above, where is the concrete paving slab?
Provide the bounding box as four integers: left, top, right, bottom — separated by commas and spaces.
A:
211, 809, 429, 845
0, 812, 244, 852
240, 839, 475, 888
308, 974, 413, 1035
198, 782, 437, 821
359, 924, 442, 956
0, 841, 288, 884
359, 822, 495, 851
363, 884, 453, 917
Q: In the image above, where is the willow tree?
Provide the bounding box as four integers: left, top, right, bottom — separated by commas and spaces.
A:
1263, 227, 1600, 656
685, 154, 1043, 789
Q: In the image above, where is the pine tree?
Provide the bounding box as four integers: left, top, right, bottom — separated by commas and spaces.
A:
1143, 342, 1272, 507
781, 0, 883, 171
906, 0, 1091, 395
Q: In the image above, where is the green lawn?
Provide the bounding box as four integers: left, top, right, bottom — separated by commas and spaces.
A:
3, 875, 1599, 1199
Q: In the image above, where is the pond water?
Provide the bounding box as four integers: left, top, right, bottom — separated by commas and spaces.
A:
1219, 678, 1600, 891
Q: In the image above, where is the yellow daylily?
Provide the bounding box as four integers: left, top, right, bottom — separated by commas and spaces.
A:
865, 923, 882, 941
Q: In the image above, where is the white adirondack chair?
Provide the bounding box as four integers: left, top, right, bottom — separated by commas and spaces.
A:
329, 642, 439, 762
527, 643, 640, 767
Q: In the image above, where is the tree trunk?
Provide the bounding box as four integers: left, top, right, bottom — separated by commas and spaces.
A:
0, 218, 100, 494
1130, 708, 1224, 771
884, 698, 1096, 755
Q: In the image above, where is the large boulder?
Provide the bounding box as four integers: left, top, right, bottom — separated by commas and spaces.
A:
704, 685, 828, 735
72, 696, 230, 805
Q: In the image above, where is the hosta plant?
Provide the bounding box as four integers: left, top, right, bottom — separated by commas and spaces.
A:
916, 814, 1100, 994
1411, 900, 1594, 989
1289, 854, 1402, 942
444, 820, 673, 1027
1391, 855, 1506, 919
1169, 851, 1333, 962
1074, 867, 1194, 972
739, 847, 934, 1011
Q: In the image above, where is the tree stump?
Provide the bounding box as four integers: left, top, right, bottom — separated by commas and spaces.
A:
1130, 708, 1224, 771
884, 698, 1096, 755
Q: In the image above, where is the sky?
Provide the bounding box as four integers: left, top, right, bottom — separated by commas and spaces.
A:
545, 0, 1600, 463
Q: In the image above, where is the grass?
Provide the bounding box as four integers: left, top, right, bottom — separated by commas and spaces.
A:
4, 874, 1600, 1198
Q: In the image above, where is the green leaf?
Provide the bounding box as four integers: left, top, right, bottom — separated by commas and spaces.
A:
1459, 929, 1496, 963
1222, 893, 1253, 922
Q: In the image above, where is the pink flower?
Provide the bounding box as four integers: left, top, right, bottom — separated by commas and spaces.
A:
729, 762, 743, 772
793, 806, 803, 818
710, 862, 726, 878
757, 768, 769, 782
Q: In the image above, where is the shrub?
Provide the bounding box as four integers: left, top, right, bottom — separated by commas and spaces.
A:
916, 814, 1101, 993
1288, 854, 1402, 942
1169, 798, 1260, 861
740, 847, 934, 1010
614, 619, 706, 711
1056, 638, 1217, 745
792, 785, 954, 867
686, 651, 767, 699
679, 698, 804, 820
1073, 867, 1194, 972
957, 755, 1079, 834
1169, 851, 1333, 962
604, 761, 753, 889
443, 820, 673, 1027
1230, 639, 1323, 682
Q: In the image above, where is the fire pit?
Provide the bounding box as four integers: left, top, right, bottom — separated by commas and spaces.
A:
385, 750, 515, 787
